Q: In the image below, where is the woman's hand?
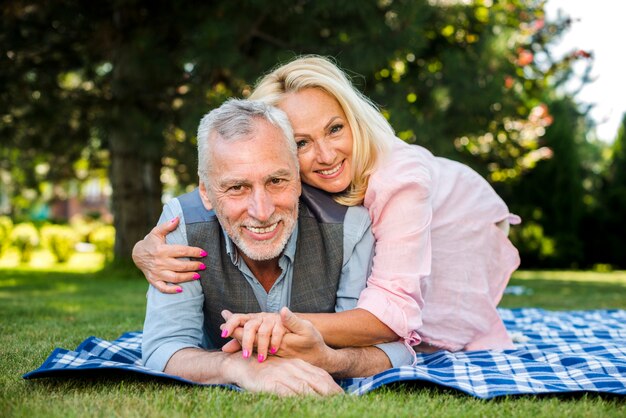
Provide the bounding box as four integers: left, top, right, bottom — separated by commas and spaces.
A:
220, 310, 287, 363
220, 308, 336, 369
132, 217, 208, 294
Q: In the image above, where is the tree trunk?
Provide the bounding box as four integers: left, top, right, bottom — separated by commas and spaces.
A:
108, 34, 168, 262
109, 141, 162, 261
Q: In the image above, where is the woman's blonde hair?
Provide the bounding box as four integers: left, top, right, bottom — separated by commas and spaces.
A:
249, 55, 393, 206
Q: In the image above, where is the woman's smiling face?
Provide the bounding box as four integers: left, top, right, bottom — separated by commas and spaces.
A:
277, 88, 354, 194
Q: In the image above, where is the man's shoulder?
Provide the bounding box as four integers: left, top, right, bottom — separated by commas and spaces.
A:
176, 188, 218, 224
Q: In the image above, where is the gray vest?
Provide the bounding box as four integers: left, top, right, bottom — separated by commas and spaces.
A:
178, 185, 347, 348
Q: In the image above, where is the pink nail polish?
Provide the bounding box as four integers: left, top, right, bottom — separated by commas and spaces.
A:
258, 354, 265, 363
170, 217, 178, 224
175, 287, 182, 293
242, 349, 249, 359
200, 250, 208, 257
221, 329, 228, 338
193, 273, 201, 280
270, 347, 277, 354
198, 263, 206, 271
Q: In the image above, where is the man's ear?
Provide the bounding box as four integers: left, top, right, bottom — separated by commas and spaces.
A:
198, 182, 213, 211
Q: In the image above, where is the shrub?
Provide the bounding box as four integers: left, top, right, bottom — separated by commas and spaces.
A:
10, 223, 40, 263
69, 215, 104, 243
0, 216, 13, 257
91, 225, 115, 262
41, 224, 79, 263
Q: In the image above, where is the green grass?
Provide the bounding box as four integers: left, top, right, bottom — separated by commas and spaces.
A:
1, 251, 625, 417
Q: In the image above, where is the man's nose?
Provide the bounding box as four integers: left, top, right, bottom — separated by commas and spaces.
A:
315, 139, 337, 164
248, 188, 275, 222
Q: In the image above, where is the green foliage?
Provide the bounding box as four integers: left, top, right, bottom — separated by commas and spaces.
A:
509, 221, 555, 267
1, 0, 583, 261
10, 222, 39, 263
91, 225, 116, 263
583, 112, 626, 268
0, 1, 612, 269
41, 224, 78, 263
0, 216, 13, 256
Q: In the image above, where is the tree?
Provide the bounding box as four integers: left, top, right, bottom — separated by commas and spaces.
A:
588, 113, 626, 267
1, 0, 567, 261
512, 98, 586, 267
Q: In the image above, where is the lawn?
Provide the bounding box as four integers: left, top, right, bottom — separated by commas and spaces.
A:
1, 250, 625, 417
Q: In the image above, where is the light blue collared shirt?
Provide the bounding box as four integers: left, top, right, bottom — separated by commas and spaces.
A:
142, 198, 414, 372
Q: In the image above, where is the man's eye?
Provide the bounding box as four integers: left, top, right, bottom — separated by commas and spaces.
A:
270, 178, 284, 185
228, 185, 243, 192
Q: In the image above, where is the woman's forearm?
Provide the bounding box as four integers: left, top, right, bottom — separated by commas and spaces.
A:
299, 308, 399, 348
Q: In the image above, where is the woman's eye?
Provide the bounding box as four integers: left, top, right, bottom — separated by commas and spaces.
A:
296, 139, 308, 149
330, 124, 343, 134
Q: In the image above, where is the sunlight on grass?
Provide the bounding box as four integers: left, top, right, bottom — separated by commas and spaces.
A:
513, 270, 626, 283
49, 302, 82, 314
0, 248, 105, 273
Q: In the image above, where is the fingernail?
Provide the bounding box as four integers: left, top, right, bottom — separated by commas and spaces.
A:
270, 347, 277, 354
257, 354, 265, 363
175, 287, 183, 293
221, 329, 228, 338
193, 273, 201, 280
198, 263, 206, 270
170, 217, 178, 224
200, 250, 207, 257
242, 349, 250, 359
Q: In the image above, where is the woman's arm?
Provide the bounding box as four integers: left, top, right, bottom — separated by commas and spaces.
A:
299, 308, 397, 347
132, 201, 207, 293
355, 158, 434, 347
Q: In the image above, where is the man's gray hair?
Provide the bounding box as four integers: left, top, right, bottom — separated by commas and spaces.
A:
197, 99, 298, 187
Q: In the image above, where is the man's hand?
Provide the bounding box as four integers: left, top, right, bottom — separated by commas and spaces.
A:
276, 307, 336, 369
228, 355, 343, 396
277, 308, 394, 378
165, 347, 343, 396
132, 217, 207, 293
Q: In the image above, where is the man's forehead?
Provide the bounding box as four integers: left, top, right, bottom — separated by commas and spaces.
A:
209, 138, 296, 184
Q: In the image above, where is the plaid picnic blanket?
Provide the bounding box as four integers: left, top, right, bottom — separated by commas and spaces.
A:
23, 308, 626, 398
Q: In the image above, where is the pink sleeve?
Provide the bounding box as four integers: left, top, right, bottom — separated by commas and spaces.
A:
357, 174, 432, 346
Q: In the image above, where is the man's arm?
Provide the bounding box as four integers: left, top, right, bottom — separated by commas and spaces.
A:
322, 347, 392, 379
165, 347, 342, 396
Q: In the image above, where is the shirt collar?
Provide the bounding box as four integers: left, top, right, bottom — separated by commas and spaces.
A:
222, 222, 298, 265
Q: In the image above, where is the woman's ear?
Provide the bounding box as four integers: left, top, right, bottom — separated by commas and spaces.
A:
199, 182, 213, 211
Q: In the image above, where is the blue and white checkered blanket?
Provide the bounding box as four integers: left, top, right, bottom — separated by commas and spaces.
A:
23, 308, 626, 398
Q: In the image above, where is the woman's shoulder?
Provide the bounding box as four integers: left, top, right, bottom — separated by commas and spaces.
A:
371, 139, 434, 185
366, 139, 435, 205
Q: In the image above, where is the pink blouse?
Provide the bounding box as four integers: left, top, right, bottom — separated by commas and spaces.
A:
356, 137, 520, 351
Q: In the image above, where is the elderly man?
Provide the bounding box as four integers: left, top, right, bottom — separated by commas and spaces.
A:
139, 99, 412, 396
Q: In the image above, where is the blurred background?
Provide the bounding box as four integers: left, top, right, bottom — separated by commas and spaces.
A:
1, 0, 624, 270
